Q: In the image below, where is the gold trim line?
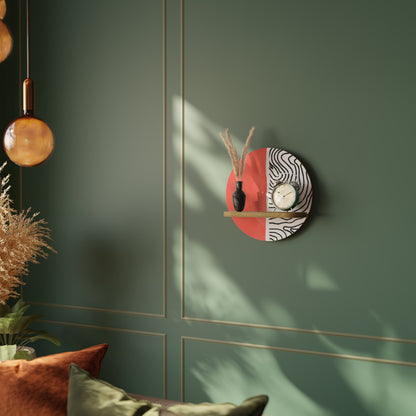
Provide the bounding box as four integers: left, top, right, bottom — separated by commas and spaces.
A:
182, 317, 416, 345
30, 301, 165, 318
40, 319, 168, 398
182, 336, 416, 368
162, 0, 167, 318
39, 319, 166, 337
180, 0, 185, 319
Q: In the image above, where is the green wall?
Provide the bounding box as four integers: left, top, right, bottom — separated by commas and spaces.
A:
1, 1, 416, 414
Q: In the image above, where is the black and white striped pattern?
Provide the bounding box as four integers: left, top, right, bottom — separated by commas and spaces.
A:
266, 148, 313, 241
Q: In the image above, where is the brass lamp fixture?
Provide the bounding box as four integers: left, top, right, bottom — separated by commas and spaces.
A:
3, 0, 54, 167
0, 0, 13, 63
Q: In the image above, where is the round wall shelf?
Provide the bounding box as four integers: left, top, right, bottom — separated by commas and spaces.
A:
225, 148, 313, 241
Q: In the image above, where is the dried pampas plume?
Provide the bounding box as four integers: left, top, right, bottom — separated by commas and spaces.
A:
0, 163, 55, 304
219, 127, 255, 180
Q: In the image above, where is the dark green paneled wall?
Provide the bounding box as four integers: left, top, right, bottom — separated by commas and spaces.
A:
1, 1, 415, 415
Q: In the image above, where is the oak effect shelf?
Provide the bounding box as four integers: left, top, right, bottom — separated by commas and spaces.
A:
224, 211, 308, 219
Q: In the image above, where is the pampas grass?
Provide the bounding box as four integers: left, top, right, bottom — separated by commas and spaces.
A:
0, 163, 54, 304
219, 127, 255, 180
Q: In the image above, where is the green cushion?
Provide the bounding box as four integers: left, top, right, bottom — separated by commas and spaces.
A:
167, 395, 268, 416
67, 363, 159, 416
67, 363, 268, 416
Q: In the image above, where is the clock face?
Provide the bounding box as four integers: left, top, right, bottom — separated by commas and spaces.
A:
272, 183, 299, 210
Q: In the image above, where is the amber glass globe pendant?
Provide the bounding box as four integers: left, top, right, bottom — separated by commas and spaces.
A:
4, 78, 54, 167
3, 0, 54, 167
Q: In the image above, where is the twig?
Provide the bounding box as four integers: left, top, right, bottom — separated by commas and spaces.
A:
239, 126, 255, 179
219, 127, 255, 180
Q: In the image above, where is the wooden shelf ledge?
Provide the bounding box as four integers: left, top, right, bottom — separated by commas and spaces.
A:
224, 211, 308, 218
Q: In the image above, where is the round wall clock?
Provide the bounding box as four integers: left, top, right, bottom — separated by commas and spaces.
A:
272, 182, 300, 211
225, 148, 313, 241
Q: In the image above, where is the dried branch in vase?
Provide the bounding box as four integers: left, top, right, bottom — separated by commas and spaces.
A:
219, 127, 255, 180
0, 163, 55, 304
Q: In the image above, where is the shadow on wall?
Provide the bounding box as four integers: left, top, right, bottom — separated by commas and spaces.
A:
79, 223, 162, 313
188, 339, 416, 416
172, 97, 416, 415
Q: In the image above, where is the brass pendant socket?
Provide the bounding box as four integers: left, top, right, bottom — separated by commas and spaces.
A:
23, 78, 33, 115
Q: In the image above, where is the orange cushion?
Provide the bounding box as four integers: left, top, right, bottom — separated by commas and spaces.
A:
0, 343, 108, 416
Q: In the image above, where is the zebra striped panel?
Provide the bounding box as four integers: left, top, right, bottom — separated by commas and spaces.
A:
266, 148, 312, 241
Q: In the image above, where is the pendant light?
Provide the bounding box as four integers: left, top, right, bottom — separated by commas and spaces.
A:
3, 0, 54, 167
0, 0, 13, 63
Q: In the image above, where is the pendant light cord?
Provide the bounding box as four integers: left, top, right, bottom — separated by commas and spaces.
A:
26, 0, 30, 79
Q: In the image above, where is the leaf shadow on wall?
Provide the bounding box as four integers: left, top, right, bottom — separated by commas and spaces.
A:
173, 97, 416, 416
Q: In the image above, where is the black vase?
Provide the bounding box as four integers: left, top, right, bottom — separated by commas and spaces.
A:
233, 181, 246, 212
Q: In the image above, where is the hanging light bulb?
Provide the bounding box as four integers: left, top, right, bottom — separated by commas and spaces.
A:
4, 79, 54, 167
0, 0, 12, 64
3, 0, 54, 167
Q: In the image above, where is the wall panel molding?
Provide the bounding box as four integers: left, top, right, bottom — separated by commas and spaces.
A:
182, 317, 416, 345
26, 0, 167, 319
31, 301, 167, 318
180, 335, 416, 401
40, 319, 167, 398
178, 0, 415, 347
